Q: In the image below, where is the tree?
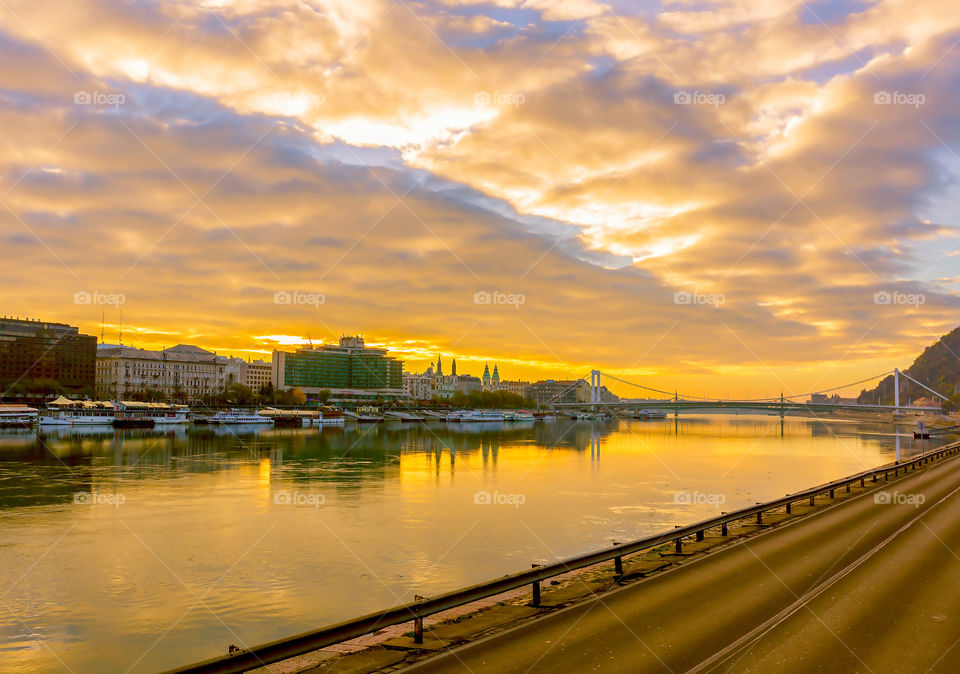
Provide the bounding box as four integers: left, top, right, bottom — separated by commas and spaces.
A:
225, 383, 255, 406
315, 389, 332, 404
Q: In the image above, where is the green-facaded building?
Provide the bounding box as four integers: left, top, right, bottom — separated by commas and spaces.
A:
273, 336, 403, 398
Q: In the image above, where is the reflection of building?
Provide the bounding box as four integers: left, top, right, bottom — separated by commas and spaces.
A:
273, 335, 404, 398
225, 357, 273, 392
528, 379, 590, 405
0, 317, 97, 394
96, 344, 227, 402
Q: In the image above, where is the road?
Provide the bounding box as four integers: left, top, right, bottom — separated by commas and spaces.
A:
404, 452, 960, 673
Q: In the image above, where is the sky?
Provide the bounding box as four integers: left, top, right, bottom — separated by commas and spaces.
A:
1, 0, 959, 399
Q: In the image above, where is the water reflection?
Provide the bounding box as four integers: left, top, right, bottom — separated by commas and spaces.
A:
0, 415, 948, 673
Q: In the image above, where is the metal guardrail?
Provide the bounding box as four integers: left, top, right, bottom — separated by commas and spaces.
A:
166, 440, 960, 674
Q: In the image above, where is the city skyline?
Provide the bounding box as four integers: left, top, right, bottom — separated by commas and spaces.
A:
2, 1, 959, 399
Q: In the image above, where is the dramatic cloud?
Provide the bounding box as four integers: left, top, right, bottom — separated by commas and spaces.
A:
1, 0, 959, 397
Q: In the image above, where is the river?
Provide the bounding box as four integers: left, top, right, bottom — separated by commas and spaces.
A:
0, 414, 943, 672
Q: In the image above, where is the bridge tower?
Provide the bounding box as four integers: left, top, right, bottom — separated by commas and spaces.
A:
590, 370, 601, 407
894, 368, 900, 415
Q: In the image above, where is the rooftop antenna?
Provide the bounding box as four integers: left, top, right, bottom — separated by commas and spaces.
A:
100, 309, 105, 344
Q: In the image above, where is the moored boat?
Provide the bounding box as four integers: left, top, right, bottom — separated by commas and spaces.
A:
0, 404, 39, 428
39, 397, 115, 426
114, 401, 190, 427
459, 410, 505, 422
210, 409, 275, 425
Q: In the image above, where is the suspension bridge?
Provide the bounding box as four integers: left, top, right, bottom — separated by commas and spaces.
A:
552, 368, 950, 415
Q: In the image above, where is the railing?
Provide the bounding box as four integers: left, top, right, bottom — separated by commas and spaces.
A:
166, 440, 960, 674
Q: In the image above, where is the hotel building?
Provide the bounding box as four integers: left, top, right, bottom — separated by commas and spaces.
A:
272, 335, 404, 400
96, 344, 227, 402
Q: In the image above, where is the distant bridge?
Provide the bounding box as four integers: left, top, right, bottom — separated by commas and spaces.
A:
552, 368, 950, 416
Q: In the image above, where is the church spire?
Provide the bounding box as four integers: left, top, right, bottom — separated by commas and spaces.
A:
451, 358, 457, 376
436, 355, 443, 377
492, 364, 499, 381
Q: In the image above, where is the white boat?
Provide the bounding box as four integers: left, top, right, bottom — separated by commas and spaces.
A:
0, 404, 38, 428
39, 397, 115, 426
505, 410, 535, 421
210, 409, 275, 425
636, 409, 668, 419
459, 410, 505, 422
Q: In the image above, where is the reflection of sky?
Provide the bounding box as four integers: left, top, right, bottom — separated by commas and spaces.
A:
0, 417, 937, 672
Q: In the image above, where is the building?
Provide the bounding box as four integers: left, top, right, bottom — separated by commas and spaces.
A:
456, 374, 482, 395
273, 335, 404, 400
403, 372, 433, 400
481, 363, 502, 391
225, 357, 273, 392
0, 317, 96, 395
527, 379, 590, 406
96, 344, 227, 402
498, 380, 532, 397
912, 397, 942, 409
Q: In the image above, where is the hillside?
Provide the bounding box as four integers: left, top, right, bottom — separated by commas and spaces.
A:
858, 325, 960, 407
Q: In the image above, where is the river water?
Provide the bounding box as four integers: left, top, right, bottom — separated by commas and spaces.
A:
0, 414, 943, 672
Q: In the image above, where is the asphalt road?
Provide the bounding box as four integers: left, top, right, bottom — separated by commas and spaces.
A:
404, 452, 960, 673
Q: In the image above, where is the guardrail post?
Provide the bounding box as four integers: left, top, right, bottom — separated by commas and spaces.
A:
873, 473, 877, 482
696, 530, 704, 541
756, 510, 763, 525
846, 483, 851, 493
860, 478, 865, 487
414, 617, 424, 644
829, 488, 835, 498
721, 514, 728, 536
786, 501, 792, 514
809, 495, 815, 506
614, 555, 623, 577
531, 564, 541, 607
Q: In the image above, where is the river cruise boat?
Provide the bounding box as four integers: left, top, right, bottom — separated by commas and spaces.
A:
39, 397, 116, 426
460, 410, 505, 422
0, 405, 39, 428
113, 401, 191, 428
210, 409, 275, 425
257, 408, 345, 427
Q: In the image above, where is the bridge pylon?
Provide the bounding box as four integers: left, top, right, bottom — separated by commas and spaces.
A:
590, 370, 601, 408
